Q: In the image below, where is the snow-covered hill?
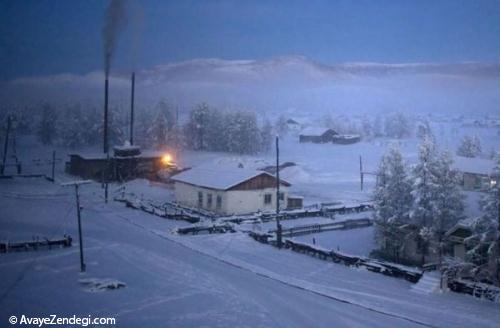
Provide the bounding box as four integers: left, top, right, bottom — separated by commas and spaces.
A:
2, 56, 500, 115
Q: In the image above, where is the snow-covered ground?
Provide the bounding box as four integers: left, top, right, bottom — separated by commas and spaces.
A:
1, 123, 499, 327
2, 177, 500, 327
293, 226, 376, 257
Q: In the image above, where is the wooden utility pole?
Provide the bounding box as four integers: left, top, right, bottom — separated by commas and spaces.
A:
62, 180, 91, 272
360, 155, 364, 191
1, 115, 12, 175
130, 72, 135, 145
276, 136, 282, 249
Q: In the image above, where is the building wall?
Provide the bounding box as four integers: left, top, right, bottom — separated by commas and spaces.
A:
174, 182, 288, 215
225, 188, 288, 215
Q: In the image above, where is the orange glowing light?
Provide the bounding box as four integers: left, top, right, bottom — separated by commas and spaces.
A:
161, 153, 173, 165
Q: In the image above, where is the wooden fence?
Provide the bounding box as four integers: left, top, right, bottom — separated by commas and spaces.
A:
0, 235, 72, 253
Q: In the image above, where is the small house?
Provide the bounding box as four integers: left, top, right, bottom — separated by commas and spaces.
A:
452, 156, 495, 190
445, 224, 473, 261
299, 127, 338, 143
171, 164, 291, 215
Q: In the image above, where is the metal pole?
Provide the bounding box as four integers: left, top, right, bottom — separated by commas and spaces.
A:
51, 150, 56, 182
130, 72, 135, 145
75, 184, 86, 272
276, 136, 282, 248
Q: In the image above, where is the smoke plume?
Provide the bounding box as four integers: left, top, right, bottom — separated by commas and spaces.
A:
102, 0, 127, 76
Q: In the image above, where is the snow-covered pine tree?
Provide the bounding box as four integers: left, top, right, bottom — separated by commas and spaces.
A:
433, 151, 465, 233
373, 114, 384, 137
37, 103, 58, 145
135, 107, 155, 148
260, 119, 273, 152
275, 115, 288, 137
59, 104, 85, 148
384, 112, 411, 139
411, 136, 439, 228
432, 150, 465, 263
456, 135, 482, 158
185, 103, 210, 150
467, 156, 500, 283
148, 110, 169, 150
410, 136, 440, 263
108, 107, 126, 147
361, 115, 373, 139
373, 145, 413, 261
416, 118, 433, 140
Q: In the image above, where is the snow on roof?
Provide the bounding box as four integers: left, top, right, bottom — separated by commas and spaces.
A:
69, 150, 164, 160
299, 127, 333, 136
171, 163, 290, 190
452, 156, 495, 175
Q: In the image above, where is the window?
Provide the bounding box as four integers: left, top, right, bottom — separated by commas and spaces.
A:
198, 191, 203, 208
207, 193, 213, 208
264, 194, 272, 205
278, 192, 285, 201
216, 195, 222, 210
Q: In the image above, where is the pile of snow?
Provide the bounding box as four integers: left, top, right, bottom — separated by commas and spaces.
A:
79, 278, 126, 292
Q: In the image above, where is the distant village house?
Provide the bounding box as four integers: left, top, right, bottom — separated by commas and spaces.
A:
299, 127, 338, 143
452, 156, 496, 190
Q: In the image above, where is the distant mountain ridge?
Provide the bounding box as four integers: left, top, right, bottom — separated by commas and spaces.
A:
2, 56, 500, 115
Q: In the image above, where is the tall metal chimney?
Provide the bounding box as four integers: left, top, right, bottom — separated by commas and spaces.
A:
130, 72, 135, 145
103, 76, 109, 153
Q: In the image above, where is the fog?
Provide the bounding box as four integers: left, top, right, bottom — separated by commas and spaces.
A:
2, 56, 499, 117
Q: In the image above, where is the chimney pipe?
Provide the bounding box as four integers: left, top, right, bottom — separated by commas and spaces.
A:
103, 76, 109, 153
130, 72, 135, 145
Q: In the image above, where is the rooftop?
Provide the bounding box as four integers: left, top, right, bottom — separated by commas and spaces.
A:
452, 156, 496, 175
299, 127, 335, 136
170, 163, 290, 190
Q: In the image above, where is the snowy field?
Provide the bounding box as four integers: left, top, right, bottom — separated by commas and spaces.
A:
1, 122, 500, 327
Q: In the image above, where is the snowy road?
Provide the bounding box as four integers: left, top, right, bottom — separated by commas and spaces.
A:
0, 179, 424, 328
1, 178, 499, 327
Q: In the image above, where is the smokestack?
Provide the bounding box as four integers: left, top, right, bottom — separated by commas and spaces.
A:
104, 76, 109, 153
102, 0, 126, 153
130, 72, 135, 145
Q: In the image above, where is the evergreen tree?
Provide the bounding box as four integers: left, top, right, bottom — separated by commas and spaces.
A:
416, 119, 433, 140
468, 156, 500, 283
411, 136, 439, 228
373, 146, 413, 260
59, 104, 85, 148
37, 104, 58, 145
410, 136, 440, 263
361, 115, 373, 138
433, 151, 465, 233
373, 114, 384, 137
275, 115, 288, 136
260, 119, 273, 152
384, 112, 411, 139
185, 103, 210, 150
149, 110, 169, 150
456, 135, 482, 158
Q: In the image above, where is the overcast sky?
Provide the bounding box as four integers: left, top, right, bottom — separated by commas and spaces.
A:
1, 0, 500, 80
